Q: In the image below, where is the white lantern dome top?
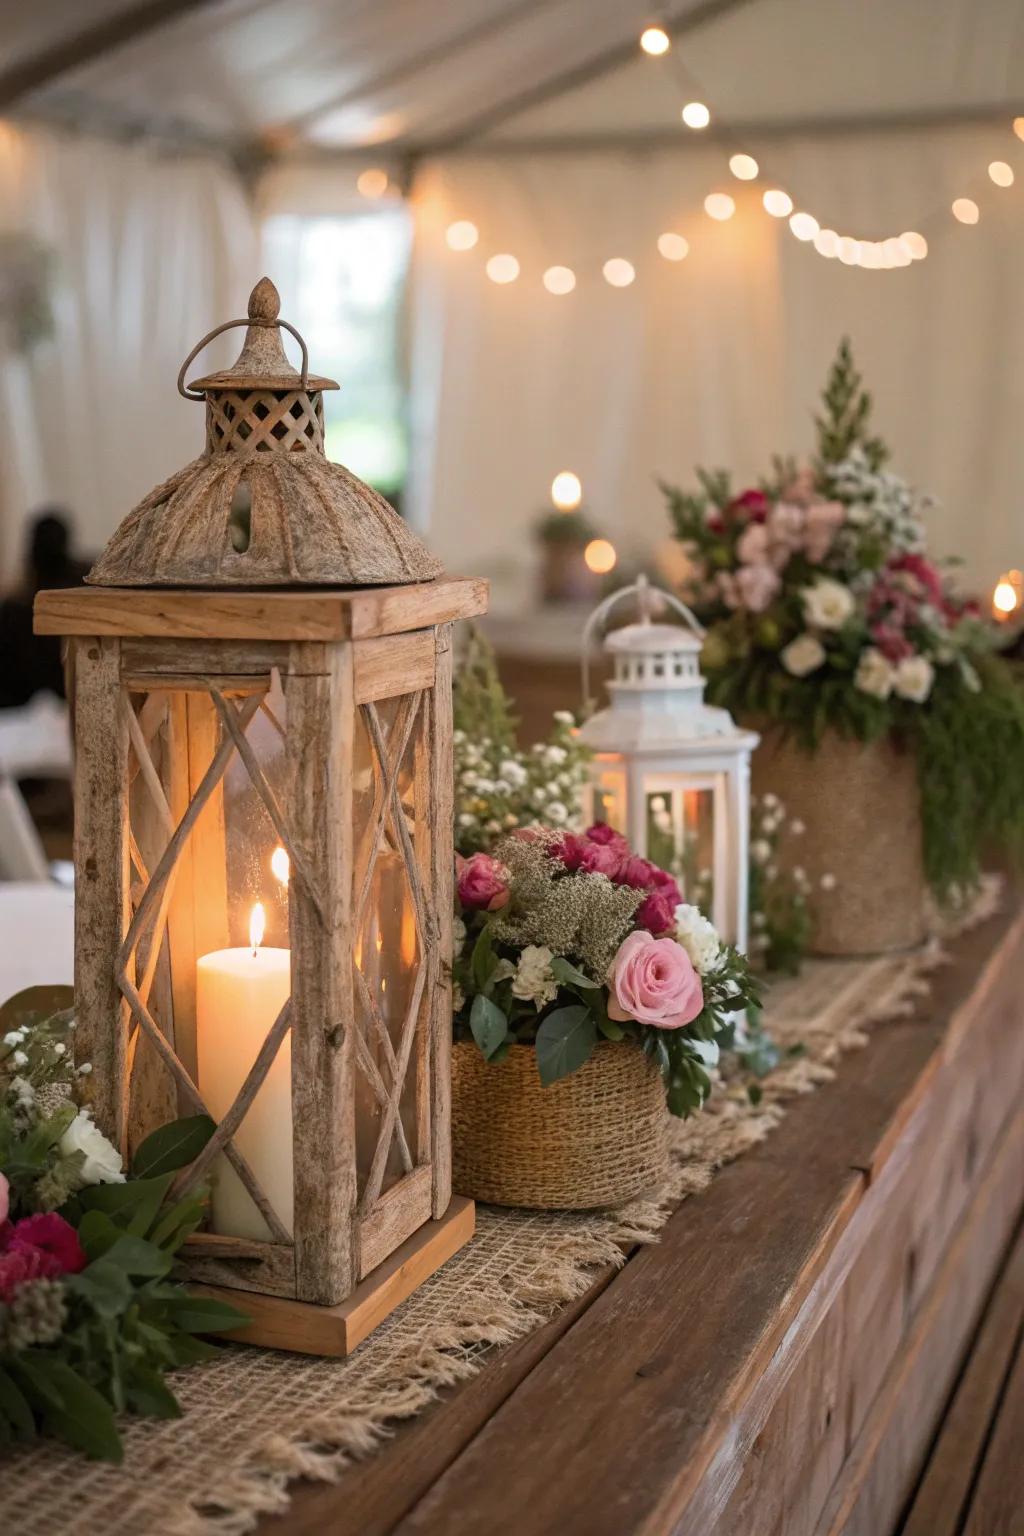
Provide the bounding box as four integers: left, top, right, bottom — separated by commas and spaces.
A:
578, 575, 759, 753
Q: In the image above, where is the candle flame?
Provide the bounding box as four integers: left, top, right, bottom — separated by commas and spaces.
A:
250, 902, 266, 955
271, 846, 290, 885
993, 573, 1021, 619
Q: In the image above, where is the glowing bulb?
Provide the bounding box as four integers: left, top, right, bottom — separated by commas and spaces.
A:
584, 539, 617, 574
952, 198, 979, 224
1015, 117, 1024, 142
729, 153, 759, 181
249, 902, 266, 955
860, 241, 883, 269
640, 25, 670, 54
901, 231, 928, 259
543, 265, 576, 294
446, 220, 479, 251
657, 232, 689, 261
704, 192, 735, 221
814, 228, 839, 258
681, 102, 710, 130
486, 253, 520, 283
551, 471, 583, 511
603, 258, 636, 287
789, 211, 819, 241
837, 236, 859, 266
989, 160, 1014, 187
271, 845, 290, 885
356, 168, 388, 199
993, 573, 1022, 618
762, 189, 793, 218
883, 237, 912, 267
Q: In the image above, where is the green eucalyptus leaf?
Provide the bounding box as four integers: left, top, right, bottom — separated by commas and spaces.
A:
124, 1364, 182, 1420
165, 1294, 250, 1334
535, 1005, 597, 1086
102, 1233, 175, 1279
469, 994, 509, 1060
132, 1115, 215, 1178
148, 1192, 208, 1252
77, 1209, 123, 1261
39, 1364, 123, 1462
470, 925, 498, 995
78, 1172, 174, 1235
66, 1259, 134, 1318
548, 957, 599, 990
0, 1367, 34, 1439
597, 1014, 626, 1042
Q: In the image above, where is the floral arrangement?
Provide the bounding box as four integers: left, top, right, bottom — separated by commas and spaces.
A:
453, 627, 591, 855
663, 339, 1024, 899
452, 825, 759, 1117
0, 987, 245, 1460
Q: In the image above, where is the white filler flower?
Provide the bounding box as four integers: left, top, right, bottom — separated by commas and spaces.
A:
800, 577, 856, 630
59, 1107, 125, 1187
781, 634, 826, 677
894, 654, 935, 703
854, 646, 895, 700
512, 945, 559, 1009
674, 904, 721, 974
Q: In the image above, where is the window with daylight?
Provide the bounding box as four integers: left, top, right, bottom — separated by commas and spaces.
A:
262, 210, 412, 498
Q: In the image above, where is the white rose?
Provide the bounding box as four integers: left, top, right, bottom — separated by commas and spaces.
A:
781, 634, 827, 677
499, 759, 528, 787
511, 945, 559, 1009
750, 839, 772, 865
553, 710, 575, 725
674, 903, 721, 975
800, 577, 856, 630
543, 745, 567, 766
894, 655, 935, 703
546, 800, 568, 824
59, 1107, 125, 1187
854, 646, 895, 700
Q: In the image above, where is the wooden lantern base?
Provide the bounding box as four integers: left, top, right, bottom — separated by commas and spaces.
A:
193, 1197, 475, 1358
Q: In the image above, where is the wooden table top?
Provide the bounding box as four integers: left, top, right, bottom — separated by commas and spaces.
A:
263, 898, 1024, 1536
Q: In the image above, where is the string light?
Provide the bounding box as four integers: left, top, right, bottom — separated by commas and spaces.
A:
1014, 118, 1024, 142
657, 232, 689, 261
704, 192, 735, 221
989, 160, 1014, 187
603, 258, 636, 287
789, 211, 819, 241
446, 220, 479, 251
486, 253, 520, 283
640, 25, 670, 55
584, 539, 617, 574
762, 189, 793, 218
551, 471, 583, 510
681, 102, 710, 130
356, 168, 388, 199
543, 265, 576, 294
838, 236, 859, 265
729, 153, 759, 181
901, 231, 928, 259
814, 228, 839, 257
952, 198, 980, 224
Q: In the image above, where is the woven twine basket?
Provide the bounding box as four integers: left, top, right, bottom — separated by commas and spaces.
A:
752, 724, 927, 956
451, 1040, 670, 1210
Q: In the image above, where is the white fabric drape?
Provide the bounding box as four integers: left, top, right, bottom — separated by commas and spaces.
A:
0, 122, 256, 580
408, 127, 1024, 601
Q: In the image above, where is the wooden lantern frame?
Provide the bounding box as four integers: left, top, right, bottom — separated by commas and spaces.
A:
36, 579, 487, 1355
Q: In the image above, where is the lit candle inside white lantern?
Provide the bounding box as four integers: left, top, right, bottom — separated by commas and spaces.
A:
197, 900, 291, 1240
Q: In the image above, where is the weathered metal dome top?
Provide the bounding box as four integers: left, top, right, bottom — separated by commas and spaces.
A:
87, 277, 442, 588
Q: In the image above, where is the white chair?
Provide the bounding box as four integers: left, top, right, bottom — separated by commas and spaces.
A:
0, 692, 73, 881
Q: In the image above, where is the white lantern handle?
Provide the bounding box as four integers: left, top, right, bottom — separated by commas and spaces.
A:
580, 574, 706, 710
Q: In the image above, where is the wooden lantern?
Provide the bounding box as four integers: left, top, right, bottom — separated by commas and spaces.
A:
35, 279, 488, 1355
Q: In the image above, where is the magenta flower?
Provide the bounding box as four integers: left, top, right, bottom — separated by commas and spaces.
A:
8, 1212, 87, 1277
456, 853, 510, 912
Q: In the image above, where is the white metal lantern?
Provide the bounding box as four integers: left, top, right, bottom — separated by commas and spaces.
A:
577, 576, 759, 951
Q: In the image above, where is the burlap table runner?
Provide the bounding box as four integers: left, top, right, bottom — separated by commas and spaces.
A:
4, 880, 1000, 1536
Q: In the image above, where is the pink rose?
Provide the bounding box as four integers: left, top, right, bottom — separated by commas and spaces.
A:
7, 1212, 86, 1277
767, 501, 805, 560
607, 932, 704, 1030
621, 854, 659, 889
578, 840, 628, 879
636, 888, 679, 935
456, 852, 510, 912
727, 489, 769, 523
554, 833, 585, 871
585, 823, 628, 850
890, 552, 944, 605
735, 563, 781, 613
0, 1172, 8, 1227
803, 500, 845, 563
736, 522, 770, 566
781, 465, 818, 506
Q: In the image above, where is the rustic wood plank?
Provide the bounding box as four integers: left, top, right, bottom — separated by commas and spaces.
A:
286, 643, 357, 1304
72, 637, 130, 1149
427, 625, 454, 1217
35, 579, 489, 641
359, 1166, 434, 1279
183, 1234, 297, 1298
902, 1222, 1024, 1536
354, 631, 436, 703
962, 1325, 1024, 1536
388, 903, 1024, 1536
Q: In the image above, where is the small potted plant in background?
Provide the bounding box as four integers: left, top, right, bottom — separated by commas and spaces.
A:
534, 471, 610, 603
450, 825, 758, 1210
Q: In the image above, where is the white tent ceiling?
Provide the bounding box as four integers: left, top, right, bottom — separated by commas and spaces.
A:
4, 0, 1023, 162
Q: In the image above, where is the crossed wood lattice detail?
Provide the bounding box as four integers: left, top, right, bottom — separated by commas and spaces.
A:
205, 389, 325, 455
118, 683, 430, 1246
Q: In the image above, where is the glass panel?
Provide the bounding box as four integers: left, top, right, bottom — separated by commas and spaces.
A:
352, 694, 425, 1207
642, 777, 716, 910
591, 759, 626, 833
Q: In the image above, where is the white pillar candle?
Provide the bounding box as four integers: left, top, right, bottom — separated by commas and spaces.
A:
196, 904, 291, 1241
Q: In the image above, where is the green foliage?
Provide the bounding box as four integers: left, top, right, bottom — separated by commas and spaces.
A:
813, 336, 888, 470
534, 508, 598, 545
535, 1005, 597, 1086
453, 625, 519, 752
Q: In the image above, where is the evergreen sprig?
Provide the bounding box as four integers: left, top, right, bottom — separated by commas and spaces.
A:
814, 336, 889, 470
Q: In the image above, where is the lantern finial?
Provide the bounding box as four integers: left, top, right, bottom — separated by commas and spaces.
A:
248, 276, 280, 322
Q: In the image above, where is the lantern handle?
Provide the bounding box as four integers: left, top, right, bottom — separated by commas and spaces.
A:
177, 316, 310, 401
580, 574, 706, 711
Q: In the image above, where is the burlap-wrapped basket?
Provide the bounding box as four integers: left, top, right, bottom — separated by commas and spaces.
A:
752, 725, 927, 956
451, 1040, 669, 1210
